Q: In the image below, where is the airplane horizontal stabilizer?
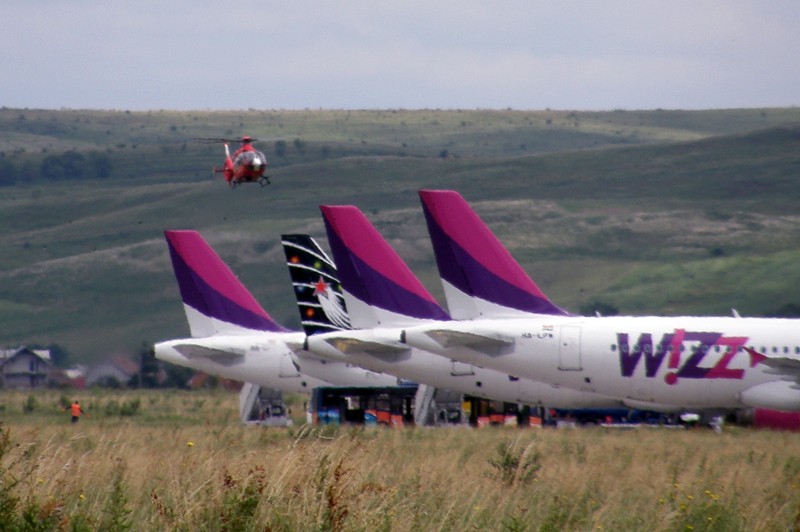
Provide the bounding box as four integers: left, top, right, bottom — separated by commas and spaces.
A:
420, 329, 514, 355
325, 336, 408, 354
172, 343, 245, 365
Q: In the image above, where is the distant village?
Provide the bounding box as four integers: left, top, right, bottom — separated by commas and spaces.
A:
0, 346, 235, 391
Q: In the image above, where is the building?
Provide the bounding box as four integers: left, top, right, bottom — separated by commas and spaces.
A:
85, 355, 139, 388
0, 347, 57, 389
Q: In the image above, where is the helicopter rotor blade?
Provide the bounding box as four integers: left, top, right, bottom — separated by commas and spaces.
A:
192, 136, 284, 144
192, 137, 241, 144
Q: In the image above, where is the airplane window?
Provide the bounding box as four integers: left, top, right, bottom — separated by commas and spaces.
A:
795, 347, 800, 355
610, 344, 616, 351
784, 347, 789, 354
714, 346, 720, 353
773, 347, 778, 354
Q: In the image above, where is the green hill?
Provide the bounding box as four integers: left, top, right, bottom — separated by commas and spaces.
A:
0, 108, 799, 364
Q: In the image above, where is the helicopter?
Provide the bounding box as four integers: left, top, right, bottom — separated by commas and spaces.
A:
196, 136, 270, 188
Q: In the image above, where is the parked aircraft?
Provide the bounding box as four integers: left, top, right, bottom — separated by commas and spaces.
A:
404, 189, 800, 412
300, 205, 624, 408
153, 230, 396, 391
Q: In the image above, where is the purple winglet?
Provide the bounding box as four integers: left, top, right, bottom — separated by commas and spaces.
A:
164, 230, 287, 332
320, 206, 451, 321
419, 190, 568, 316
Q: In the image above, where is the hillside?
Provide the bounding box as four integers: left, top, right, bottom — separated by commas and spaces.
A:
0, 108, 799, 364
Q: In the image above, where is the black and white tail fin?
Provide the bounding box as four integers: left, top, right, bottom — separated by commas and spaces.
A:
281, 234, 351, 335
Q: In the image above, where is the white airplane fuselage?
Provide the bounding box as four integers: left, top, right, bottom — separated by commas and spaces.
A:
154, 331, 397, 393
403, 316, 800, 411
305, 327, 623, 408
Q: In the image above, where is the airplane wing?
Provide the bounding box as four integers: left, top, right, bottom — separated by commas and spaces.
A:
416, 329, 514, 356
756, 355, 800, 387
172, 344, 245, 366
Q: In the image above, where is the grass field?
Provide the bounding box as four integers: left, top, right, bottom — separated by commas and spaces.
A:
0, 108, 799, 363
2, 389, 800, 531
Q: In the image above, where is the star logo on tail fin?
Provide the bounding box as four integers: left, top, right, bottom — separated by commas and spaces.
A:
313, 277, 330, 296
313, 276, 350, 329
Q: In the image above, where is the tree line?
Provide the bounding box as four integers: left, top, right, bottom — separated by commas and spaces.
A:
0, 150, 112, 186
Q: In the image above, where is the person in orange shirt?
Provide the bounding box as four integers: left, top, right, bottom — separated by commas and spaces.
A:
65, 400, 87, 423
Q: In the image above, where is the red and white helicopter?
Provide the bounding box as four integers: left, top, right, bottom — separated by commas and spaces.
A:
197, 136, 270, 188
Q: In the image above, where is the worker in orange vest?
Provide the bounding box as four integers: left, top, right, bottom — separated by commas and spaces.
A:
65, 400, 87, 423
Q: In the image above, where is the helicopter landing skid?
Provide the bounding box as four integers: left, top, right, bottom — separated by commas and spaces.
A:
227, 177, 269, 189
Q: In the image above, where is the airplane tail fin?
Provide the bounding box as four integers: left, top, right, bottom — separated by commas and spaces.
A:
164, 230, 288, 337
281, 234, 351, 335
320, 205, 451, 328
418, 190, 569, 319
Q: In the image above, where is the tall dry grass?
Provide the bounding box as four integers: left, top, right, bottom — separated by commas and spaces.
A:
2, 389, 800, 530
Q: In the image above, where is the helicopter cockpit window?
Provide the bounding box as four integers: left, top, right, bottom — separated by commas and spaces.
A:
233, 150, 267, 168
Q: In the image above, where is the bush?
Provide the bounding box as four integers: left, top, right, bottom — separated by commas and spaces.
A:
100, 458, 132, 531
488, 439, 541, 486
119, 398, 140, 417
22, 394, 37, 414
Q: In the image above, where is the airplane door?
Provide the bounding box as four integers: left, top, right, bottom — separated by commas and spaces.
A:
558, 326, 582, 371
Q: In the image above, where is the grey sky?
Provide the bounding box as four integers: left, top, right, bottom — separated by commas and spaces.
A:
2, 1, 798, 111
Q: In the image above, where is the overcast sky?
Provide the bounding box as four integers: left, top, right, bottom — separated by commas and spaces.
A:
2, 1, 798, 111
